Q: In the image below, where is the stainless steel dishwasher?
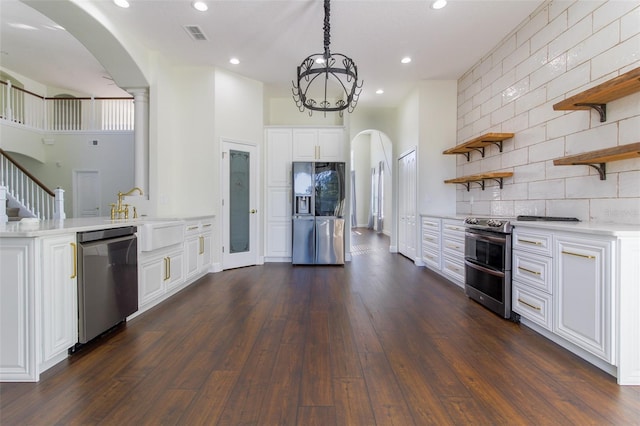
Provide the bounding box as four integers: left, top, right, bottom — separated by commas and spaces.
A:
77, 226, 138, 344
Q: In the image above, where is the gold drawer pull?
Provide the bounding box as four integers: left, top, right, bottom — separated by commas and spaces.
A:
199, 236, 204, 255
561, 250, 595, 259
187, 225, 199, 231
518, 298, 541, 311
518, 238, 542, 246
446, 265, 460, 272
518, 266, 541, 276
164, 257, 170, 281
446, 244, 460, 250
203, 223, 212, 228
70, 243, 77, 279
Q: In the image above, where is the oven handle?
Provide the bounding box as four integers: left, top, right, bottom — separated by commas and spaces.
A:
465, 231, 506, 244
464, 259, 505, 278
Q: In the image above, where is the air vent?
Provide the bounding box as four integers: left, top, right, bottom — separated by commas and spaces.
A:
183, 25, 208, 41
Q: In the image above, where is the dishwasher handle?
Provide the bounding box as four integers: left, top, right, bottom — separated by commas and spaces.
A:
77, 226, 137, 243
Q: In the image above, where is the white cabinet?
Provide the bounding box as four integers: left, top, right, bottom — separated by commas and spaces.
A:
292, 128, 344, 161
554, 235, 613, 363
512, 227, 553, 330
40, 234, 78, 369
139, 246, 184, 307
1, 233, 77, 382
184, 219, 214, 281
421, 217, 441, 270
441, 219, 465, 288
266, 128, 292, 186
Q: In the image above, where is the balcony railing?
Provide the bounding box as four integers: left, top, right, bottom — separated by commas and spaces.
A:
0, 80, 134, 131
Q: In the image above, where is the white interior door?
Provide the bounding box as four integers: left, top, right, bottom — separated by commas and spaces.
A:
221, 140, 259, 269
397, 149, 416, 260
73, 170, 100, 218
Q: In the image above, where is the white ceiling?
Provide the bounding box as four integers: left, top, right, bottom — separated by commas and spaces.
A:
0, 0, 544, 108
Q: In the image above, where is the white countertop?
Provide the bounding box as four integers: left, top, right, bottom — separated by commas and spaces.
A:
0, 216, 202, 238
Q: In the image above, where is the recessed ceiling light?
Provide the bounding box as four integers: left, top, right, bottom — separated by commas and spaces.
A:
376, 89, 384, 95
401, 57, 412, 64
229, 58, 240, 65
114, 0, 130, 8
192, 1, 208, 12
431, 0, 447, 10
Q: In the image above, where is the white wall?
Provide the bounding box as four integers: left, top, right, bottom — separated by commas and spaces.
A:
456, 0, 640, 224
352, 132, 372, 227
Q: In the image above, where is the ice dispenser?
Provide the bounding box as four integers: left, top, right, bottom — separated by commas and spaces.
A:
296, 196, 311, 215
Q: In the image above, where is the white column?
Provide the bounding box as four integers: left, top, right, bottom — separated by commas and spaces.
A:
127, 88, 149, 196
53, 187, 65, 220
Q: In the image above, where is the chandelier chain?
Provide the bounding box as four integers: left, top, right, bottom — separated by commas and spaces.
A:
323, 0, 331, 59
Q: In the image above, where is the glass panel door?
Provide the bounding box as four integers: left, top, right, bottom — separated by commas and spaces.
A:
229, 149, 250, 253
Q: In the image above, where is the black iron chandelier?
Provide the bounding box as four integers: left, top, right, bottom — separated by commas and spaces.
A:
292, 0, 363, 116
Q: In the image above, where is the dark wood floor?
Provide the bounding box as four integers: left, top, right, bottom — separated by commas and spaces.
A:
1, 229, 639, 425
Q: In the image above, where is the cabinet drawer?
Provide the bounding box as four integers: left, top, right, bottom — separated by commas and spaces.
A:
442, 236, 464, 257
513, 283, 552, 331
442, 256, 464, 287
442, 220, 465, 236
422, 231, 439, 249
421, 217, 440, 231
513, 228, 552, 256
512, 252, 552, 293
422, 248, 441, 270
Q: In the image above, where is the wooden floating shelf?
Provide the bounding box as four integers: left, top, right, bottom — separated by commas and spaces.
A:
552, 142, 640, 180
444, 172, 514, 191
443, 133, 514, 161
553, 67, 640, 122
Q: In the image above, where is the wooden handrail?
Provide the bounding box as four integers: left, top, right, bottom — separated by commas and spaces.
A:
0, 148, 55, 196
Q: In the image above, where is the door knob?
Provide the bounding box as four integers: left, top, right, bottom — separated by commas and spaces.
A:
250, 209, 257, 214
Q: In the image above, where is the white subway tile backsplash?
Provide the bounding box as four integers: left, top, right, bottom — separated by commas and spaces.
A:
515, 85, 547, 116
503, 41, 531, 73
529, 137, 565, 163
549, 15, 593, 61
456, 1, 639, 225
591, 34, 640, 79
502, 147, 529, 168
566, 174, 617, 198
529, 178, 565, 199
590, 198, 640, 224
513, 125, 547, 149
566, 20, 619, 70
547, 199, 590, 221
530, 55, 568, 90
531, 10, 568, 53
565, 122, 617, 155
547, 62, 591, 100
501, 182, 529, 200
546, 110, 591, 140
516, 47, 549, 81
502, 111, 530, 134
593, 0, 638, 32
514, 162, 546, 183
502, 78, 530, 104
619, 113, 640, 144
514, 199, 547, 216
568, 0, 604, 27
620, 171, 640, 197
491, 34, 517, 68
621, 6, 640, 41
517, 5, 549, 46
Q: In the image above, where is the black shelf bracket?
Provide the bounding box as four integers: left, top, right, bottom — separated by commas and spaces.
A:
489, 177, 505, 189
587, 163, 607, 180
575, 103, 607, 122
463, 152, 470, 161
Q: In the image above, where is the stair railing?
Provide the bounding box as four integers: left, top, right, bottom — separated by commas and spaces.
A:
0, 149, 61, 220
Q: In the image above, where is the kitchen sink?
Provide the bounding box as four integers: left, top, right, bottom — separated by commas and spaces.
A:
138, 219, 185, 252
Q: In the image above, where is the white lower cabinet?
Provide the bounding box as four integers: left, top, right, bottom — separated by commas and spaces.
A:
184, 219, 214, 280
441, 219, 466, 288
421, 217, 441, 270
0, 233, 77, 382
554, 235, 613, 363
139, 246, 184, 308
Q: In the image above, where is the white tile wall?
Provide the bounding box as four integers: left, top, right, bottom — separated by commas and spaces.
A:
453, 1, 640, 224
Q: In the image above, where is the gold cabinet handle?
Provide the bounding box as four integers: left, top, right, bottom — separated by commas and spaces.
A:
518, 238, 542, 246
518, 266, 541, 275
446, 265, 460, 272
518, 298, 541, 311
199, 236, 204, 255
562, 250, 595, 259
250, 209, 257, 214
187, 225, 199, 231
446, 243, 460, 250
203, 223, 212, 228
163, 257, 170, 281
70, 242, 77, 279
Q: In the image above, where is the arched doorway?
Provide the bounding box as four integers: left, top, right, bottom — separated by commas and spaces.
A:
350, 129, 393, 246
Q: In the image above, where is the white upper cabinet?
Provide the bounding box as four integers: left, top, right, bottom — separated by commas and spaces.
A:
292, 128, 344, 161
265, 128, 293, 187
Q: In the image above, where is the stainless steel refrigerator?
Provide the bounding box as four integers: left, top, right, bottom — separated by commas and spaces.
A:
292, 161, 345, 265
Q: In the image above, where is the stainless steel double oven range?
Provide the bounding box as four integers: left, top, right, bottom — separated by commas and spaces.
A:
463, 217, 517, 321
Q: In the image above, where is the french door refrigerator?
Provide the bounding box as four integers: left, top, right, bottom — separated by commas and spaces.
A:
292, 161, 345, 265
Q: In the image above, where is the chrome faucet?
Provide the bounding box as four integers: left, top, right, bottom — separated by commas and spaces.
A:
111, 187, 144, 220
